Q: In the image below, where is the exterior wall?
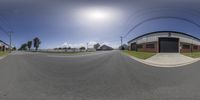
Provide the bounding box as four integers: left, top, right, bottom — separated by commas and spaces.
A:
136, 43, 145, 52
0, 45, 6, 51
131, 42, 158, 52
129, 32, 200, 45
192, 45, 200, 52
130, 42, 136, 51
180, 42, 200, 53
128, 32, 200, 53
0, 42, 8, 52
145, 42, 158, 52
0, 46, 2, 51
180, 42, 191, 53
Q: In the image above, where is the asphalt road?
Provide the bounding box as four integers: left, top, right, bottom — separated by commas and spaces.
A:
0, 51, 200, 100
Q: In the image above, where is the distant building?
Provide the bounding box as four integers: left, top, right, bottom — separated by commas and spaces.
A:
99, 45, 113, 50
0, 40, 9, 52
87, 48, 96, 52
128, 31, 200, 53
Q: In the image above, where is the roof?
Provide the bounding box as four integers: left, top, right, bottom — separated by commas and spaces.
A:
128, 31, 200, 43
0, 40, 9, 46
100, 45, 113, 49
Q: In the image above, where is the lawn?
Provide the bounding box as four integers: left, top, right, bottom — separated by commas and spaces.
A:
182, 52, 200, 58
43, 51, 92, 55
123, 50, 156, 59
62, 52, 90, 55
0, 52, 8, 57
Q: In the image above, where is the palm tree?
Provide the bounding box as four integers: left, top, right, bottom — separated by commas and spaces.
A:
33, 37, 41, 51
27, 41, 32, 50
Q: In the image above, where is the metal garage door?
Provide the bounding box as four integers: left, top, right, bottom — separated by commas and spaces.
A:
159, 38, 179, 53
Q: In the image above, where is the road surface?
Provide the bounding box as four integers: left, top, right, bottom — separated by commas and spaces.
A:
0, 51, 200, 100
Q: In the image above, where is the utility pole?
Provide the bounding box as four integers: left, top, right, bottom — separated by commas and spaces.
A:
86, 43, 88, 52
120, 36, 123, 46
8, 31, 12, 53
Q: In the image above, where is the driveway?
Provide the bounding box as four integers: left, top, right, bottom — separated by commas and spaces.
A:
0, 51, 200, 100
145, 53, 198, 67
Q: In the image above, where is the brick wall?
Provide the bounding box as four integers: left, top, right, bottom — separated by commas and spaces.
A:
137, 42, 158, 52
131, 41, 200, 53
180, 42, 200, 53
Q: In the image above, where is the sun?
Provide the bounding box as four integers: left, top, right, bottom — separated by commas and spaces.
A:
81, 9, 111, 22
87, 10, 108, 20
75, 7, 119, 24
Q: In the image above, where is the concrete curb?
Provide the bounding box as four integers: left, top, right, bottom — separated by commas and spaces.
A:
122, 52, 200, 67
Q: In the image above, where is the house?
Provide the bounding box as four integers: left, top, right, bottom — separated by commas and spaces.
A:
128, 31, 200, 53
0, 40, 9, 52
99, 45, 113, 50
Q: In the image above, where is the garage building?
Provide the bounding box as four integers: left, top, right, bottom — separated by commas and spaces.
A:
128, 31, 200, 53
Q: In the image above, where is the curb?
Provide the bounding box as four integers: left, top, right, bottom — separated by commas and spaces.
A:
122, 52, 200, 67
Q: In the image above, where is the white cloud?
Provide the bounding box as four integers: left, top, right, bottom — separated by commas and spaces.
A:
87, 41, 97, 47
61, 41, 98, 48
61, 41, 120, 49
61, 42, 86, 48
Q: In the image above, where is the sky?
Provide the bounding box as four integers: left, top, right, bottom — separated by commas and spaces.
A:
0, 0, 200, 49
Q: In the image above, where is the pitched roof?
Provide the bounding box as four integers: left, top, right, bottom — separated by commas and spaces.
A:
100, 45, 113, 49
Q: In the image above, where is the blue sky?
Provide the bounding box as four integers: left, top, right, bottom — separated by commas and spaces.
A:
0, 0, 200, 49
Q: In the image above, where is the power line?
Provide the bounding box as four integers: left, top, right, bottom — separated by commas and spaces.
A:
0, 25, 8, 34
0, 16, 13, 52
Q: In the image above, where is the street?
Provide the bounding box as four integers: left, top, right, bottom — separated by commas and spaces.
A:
0, 51, 200, 100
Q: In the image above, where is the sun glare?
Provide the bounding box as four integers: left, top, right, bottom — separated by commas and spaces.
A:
87, 10, 108, 20
74, 7, 120, 25
79, 8, 112, 22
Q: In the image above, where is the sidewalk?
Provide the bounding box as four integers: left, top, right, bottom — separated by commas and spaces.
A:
124, 53, 200, 67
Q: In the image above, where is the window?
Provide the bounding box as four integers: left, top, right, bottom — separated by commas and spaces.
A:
193, 46, 198, 50
146, 43, 155, 48
182, 44, 190, 49
137, 44, 143, 48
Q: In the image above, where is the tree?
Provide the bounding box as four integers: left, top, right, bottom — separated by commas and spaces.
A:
119, 44, 128, 50
27, 41, 32, 50
33, 37, 41, 51
19, 43, 27, 50
80, 46, 86, 50
63, 47, 67, 50
93, 43, 100, 50
12, 47, 17, 51
68, 47, 71, 49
